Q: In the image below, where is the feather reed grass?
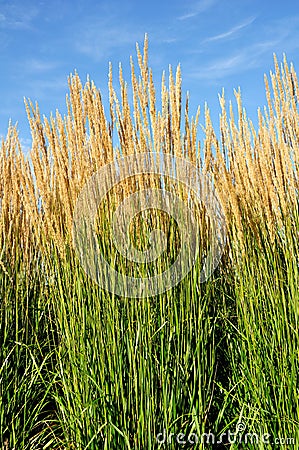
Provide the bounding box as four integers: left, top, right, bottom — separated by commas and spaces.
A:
0, 36, 298, 448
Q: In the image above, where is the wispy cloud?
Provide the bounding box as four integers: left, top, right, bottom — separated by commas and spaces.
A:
161, 37, 178, 44
0, 4, 39, 30
75, 19, 143, 62
185, 13, 299, 82
189, 40, 283, 80
191, 53, 246, 79
19, 76, 69, 104
23, 59, 58, 73
19, 137, 32, 155
203, 16, 256, 43
178, 0, 216, 21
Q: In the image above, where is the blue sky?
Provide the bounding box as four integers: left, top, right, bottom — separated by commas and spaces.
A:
0, 0, 299, 152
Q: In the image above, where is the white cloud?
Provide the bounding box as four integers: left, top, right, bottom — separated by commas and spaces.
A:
178, 0, 216, 21
184, 13, 299, 82
19, 137, 32, 155
25, 77, 68, 94
203, 16, 256, 43
191, 54, 246, 79
161, 37, 178, 44
24, 59, 58, 73
188, 38, 285, 81
0, 4, 39, 30
75, 21, 143, 62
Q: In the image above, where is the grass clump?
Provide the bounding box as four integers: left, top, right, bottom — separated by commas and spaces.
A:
0, 37, 298, 448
